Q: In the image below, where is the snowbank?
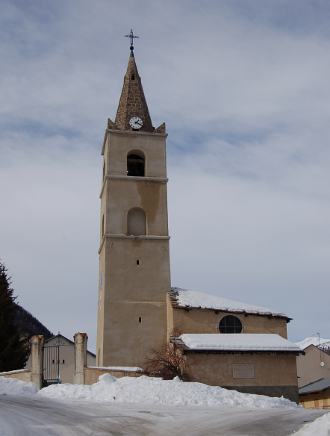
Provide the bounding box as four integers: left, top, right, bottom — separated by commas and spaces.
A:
0, 376, 37, 396
39, 374, 297, 409
295, 412, 330, 436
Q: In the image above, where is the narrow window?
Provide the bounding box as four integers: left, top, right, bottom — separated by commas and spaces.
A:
136, 259, 140, 265
138, 317, 142, 323
102, 160, 105, 181
127, 208, 146, 236
219, 315, 242, 334
127, 151, 145, 177
101, 215, 105, 237
131, 73, 135, 80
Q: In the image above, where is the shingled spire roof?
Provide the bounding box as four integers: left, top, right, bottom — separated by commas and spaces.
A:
115, 53, 154, 132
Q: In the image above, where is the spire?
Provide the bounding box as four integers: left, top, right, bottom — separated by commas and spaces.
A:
115, 32, 153, 132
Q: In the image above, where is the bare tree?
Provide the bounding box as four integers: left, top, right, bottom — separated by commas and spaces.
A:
145, 343, 189, 380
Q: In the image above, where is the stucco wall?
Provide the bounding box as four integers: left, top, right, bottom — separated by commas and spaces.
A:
184, 352, 298, 401
171, 307, 288, 338
105, 179, 168, 236
105, 130, 167, 178
296, 345, 330, 387
97, 130, 171, 368
98, 237, 169, 367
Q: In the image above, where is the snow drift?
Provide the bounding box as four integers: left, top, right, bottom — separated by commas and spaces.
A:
39, 374, 297, 409
295, 412, 330, 436
0, 376, 37, 396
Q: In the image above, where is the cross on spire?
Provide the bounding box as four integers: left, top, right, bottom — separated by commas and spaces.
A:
125, 29, 139, 56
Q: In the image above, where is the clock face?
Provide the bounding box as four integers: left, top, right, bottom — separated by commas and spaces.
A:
129, 116, 143, 130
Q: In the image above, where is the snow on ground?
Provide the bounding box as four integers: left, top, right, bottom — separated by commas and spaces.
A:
296, 335, 330, 350
294, 412, 330, 436
0, 376, 37, 396
39, 374, 297, 409
171, 287, 287, 317
179, 333, 301, 352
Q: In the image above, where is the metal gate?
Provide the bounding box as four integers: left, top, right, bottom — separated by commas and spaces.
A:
43, 344, 61, 385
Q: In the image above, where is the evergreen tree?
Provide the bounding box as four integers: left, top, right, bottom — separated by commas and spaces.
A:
0, 262, 28, 372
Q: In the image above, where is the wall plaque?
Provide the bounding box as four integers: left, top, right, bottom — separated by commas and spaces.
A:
232, 364, 255, 379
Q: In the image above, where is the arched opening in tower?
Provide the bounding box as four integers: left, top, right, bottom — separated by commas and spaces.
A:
127, 151, 145, 177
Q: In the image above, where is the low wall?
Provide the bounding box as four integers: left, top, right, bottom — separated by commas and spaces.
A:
300, 389, 330, 409
0, 369, 32, 383
0, 335, 44, 390
84, 367, 143, 385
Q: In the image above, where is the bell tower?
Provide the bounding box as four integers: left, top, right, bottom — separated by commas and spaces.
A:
96, 35, 170, 367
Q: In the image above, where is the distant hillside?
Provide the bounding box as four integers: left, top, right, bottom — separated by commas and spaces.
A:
14, 304, 52, 340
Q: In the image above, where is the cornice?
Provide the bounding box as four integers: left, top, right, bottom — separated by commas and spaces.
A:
101, 128, 168, 155
99, 175, 168, 198
98, 233, 170, 254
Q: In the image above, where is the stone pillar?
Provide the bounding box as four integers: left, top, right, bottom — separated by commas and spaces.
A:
74, 332, 88, 384
30, 335, 44, 390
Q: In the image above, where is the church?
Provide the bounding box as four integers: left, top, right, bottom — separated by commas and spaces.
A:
96, 36, 301, 402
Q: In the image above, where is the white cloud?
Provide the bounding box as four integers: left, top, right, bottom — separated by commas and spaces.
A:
0, 0, 329, 348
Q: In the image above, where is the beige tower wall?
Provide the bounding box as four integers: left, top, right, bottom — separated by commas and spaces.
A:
97, 129, 171, 368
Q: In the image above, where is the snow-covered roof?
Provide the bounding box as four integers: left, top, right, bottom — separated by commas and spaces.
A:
170, 287, 289, 319
299, 378, 330, 395
295, 336, 330, 351
177, 334, 301, 352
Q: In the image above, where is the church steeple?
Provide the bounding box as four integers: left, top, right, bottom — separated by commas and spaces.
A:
97, 34, 170, 368
115, 44, 154, 132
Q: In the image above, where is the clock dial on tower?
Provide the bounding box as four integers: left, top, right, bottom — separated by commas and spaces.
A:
129, 116, 143, 130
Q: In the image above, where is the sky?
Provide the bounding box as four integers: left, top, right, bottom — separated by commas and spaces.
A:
0, 0, 329, 350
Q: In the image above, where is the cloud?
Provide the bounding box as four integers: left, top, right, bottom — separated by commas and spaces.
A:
0, 0, 329, 348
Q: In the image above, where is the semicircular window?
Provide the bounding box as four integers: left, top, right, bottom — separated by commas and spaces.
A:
219, 315, 242, 333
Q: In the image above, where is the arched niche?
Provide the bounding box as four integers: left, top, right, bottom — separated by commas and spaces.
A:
127, 207, 146, 236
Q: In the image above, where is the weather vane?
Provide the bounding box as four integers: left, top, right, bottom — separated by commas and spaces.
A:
125, 29, 139, 56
